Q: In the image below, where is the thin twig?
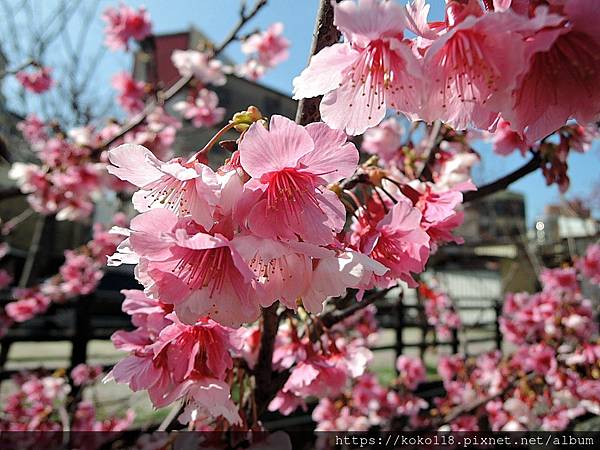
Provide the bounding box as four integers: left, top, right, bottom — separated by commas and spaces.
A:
157, 400, 183, 431
253, 302, 280, 416
463, 151, 541, 203
97, 0, 268, 152
320, 287, 394, 328
18, 215, 45, 287
417, 120, 442, 181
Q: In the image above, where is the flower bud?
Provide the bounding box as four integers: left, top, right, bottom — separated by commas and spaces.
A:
231, 106, 264, 132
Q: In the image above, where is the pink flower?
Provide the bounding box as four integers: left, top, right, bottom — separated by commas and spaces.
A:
299, 248, 388, 313
241, 22, 290, 68
112, 72, 146, 114
492, 118, 529, 156
70, 364, 103, 386
16, 114, 47, 144
540, 267, 578, 293
171, 50, 226, 86
5, 290, 51, 322
420, 10, 532, 130
353, 199, 430, 287
235, 59, 267, 81
173, 89, 225, 128
103, 3, 152, 51
238, 115, 358, 245
15, 67, 53, 93
232, 235, 320, 311
293, 0, 422, 135
577, 244, 600, 286
126, 209, 260, 327
361, 118, 403, 163
153, 314, 237, 382
107, 144, 220, 230
58, 251, 103, 297
283, 356, 348, 398
396, 355, 426, 390
503, 0, 600, 142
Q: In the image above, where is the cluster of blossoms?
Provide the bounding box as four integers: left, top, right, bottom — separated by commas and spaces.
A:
170, 50, 229, 129
102, 3, 152, 51
15, 66, 53, 94
293, 0, 600, 154
9, 119, 107, 221
0, 370, 134, 432
112, 71, 147, 115
237, 22, 290, 80
2, 215, 127, 326
419, 281, 461, 340
308, 244, 600, 433
577, 244, 600, 285
433, 258, 600, 431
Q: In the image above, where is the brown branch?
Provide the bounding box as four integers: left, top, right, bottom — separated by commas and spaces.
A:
417, 120, 442, 182
463, 151, 541, 203
439, 373, 534, 425
0, 187, 23, 201
320, 287, 394, 328
96, 0, 268, 152
253, 302, 281, 416
294, 0, 341, 125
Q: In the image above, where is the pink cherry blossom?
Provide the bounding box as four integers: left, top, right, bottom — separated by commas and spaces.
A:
15, 66, 53, 94
238, 115, 358, 245
103, 3, 152, 51
173, 89, 225, 128
171, 50, 226, 86
232, 235, 319, 310
58, 251, 103, 297
70, 364, 103, 386
125, 209, 260, 327
5, 290, 51, 322
112, 71, 146, 114
503, 0, 600, 142
241, 22, 290, 68
419, 10, 532, 130
16, 114, 48, 144
540, 267, 579, 293
235, 59, 267, 81
107, 144, 220, 230
577, 244, 600, 285
492, 118, 529, 156
352, 198, 430, 288
361, 117, 404, 163
293, 0, 422, 135
396, 355, 426, 390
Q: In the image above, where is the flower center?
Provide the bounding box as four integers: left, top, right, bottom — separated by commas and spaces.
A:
144, 176, 193, 216
172, 246, 229, 297
265, 168, 321, 223
436, 30, 498, 107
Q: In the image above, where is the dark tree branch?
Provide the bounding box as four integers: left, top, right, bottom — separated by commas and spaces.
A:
320, 287, 394, 328
0, 187, 23, 201
253, 303, 281, 415
417, 120, 442, 181
463, 152, 542, 203
294, 0, 341, 125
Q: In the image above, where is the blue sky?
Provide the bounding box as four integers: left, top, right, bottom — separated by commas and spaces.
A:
2, 0, 598, 225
